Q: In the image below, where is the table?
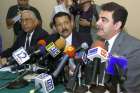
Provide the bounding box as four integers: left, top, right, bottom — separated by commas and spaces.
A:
0, 71, 65, 93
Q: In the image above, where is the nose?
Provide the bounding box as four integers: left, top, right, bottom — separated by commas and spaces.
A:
62, 24, 66, 29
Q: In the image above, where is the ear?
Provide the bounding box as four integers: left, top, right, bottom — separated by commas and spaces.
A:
114, 21, 122, 30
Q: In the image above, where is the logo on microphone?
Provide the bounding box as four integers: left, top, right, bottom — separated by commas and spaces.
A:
45, 42, 61, 57
12, 47, 30, 65
87, 47, 108, 62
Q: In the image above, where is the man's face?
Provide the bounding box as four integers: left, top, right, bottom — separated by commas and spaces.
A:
96, 10, 118, 40
21, 11, 37, 33
55, 16, 73, 38
17, 0, 29, 6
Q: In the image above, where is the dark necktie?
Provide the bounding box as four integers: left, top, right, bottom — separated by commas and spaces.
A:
104, 41, 109, 51
26, 33, 30, 49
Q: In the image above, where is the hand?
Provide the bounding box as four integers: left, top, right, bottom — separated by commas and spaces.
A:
0, 57, 8, 68
79, 18, 90, 27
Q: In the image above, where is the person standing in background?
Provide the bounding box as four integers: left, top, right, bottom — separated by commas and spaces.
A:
6, 0, 42, 36
74, 0, 100, 42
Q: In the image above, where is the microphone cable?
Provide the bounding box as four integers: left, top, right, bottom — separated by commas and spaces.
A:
0, 70, 29, 90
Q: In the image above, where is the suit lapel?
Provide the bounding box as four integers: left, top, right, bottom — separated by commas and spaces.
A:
110, 32, 126, 54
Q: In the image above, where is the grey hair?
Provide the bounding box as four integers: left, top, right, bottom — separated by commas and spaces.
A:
21, 10, 38, 21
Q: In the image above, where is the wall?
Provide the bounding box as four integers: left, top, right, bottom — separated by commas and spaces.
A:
0, 0, 140, 50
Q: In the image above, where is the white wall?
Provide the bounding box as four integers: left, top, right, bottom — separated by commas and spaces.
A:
0, 0, 140, 50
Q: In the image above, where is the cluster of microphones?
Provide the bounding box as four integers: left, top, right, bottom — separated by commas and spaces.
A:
0, 38, 128, 93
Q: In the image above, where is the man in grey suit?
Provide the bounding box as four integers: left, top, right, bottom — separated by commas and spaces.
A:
96, 2, 140, 93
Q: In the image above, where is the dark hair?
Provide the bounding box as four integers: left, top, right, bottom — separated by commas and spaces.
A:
101, 2, 128, 29
52, 12, 72, 25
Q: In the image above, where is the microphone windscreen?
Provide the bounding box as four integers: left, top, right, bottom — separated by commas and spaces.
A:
65, 45, 76, 58
37, 39, 47, 46
54, 37, 66, 50
106, 55, 128, 76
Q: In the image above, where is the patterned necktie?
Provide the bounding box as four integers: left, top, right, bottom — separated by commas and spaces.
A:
104, 40, 109, 51
26, 33, 30, 49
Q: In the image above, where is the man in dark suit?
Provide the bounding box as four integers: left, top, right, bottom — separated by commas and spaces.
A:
6, 0, 42, 36
1, 10, 49, 58
51, 12, 92, 85
96, 2, 140, 93
52, 12, 92, 49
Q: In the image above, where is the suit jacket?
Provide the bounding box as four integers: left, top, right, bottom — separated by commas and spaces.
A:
110, 31, 140, 93
50, 31, 92, 49
0, 26, 49, 58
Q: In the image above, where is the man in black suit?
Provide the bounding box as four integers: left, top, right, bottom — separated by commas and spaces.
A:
1, 10, 49, 58
6, 0, 42, 36
52, 12, 92, 49
51, 12, 92, 87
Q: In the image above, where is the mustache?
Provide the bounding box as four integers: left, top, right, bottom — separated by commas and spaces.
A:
62, 29, 68, 32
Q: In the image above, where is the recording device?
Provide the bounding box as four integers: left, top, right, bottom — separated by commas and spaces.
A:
35, 73, 54, 93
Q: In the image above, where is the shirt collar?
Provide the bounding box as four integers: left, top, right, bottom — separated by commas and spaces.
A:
65, 33, 72, 46
107, 33, 120, 52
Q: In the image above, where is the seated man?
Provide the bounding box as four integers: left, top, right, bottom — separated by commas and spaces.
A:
6, 0, 42, 36
1, 10, 49, 58
51, 12, 93, 84
52, 12, 92, 48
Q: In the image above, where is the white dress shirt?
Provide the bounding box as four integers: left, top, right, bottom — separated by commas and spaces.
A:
107, 33, 120, 53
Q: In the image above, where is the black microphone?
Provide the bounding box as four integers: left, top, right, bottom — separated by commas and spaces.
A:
86, 44, 108, 85
65, 61, 81, 92
52, 45, 75, 78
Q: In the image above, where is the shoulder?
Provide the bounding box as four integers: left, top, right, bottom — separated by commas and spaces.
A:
8, 5, 18, 10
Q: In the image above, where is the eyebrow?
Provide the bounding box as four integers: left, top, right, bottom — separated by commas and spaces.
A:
101, 17, 109, 22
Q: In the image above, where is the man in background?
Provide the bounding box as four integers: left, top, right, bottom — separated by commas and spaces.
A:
74, 0, 100, 42
6, 0, 42, 36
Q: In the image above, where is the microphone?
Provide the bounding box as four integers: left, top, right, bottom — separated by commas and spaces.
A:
6, 39, 47, 66
52, 45, 75, 78
86, 42, 108, 85
34, 73, 54, 93
87, 47, 108, 63
76, 42, 89, 52
45, 37, 65, 58
2, 38, 65, 67
65, 63, 81, 92
106, 55, 128, 81
75, 42, 89, 59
